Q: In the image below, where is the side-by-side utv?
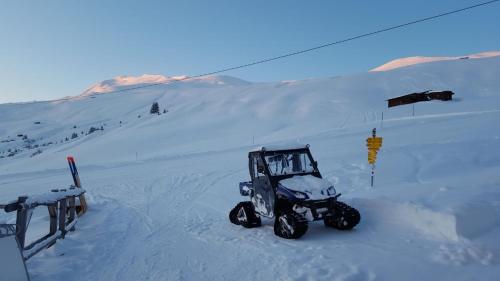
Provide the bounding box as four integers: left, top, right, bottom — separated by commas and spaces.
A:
229, 144, 360, 239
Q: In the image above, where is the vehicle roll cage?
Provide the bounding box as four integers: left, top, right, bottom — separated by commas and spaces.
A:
248, 148, 322, 184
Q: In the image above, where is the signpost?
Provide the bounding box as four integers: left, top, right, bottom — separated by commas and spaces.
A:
366, 128, 382, 187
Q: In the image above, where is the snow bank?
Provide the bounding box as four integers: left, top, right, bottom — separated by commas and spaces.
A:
354, 195, 500, 242
354, 198, 460, 241
452, 198, 500, 240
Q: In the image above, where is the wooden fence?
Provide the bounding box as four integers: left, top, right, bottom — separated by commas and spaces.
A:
2, 187, 86, 260
1, 156, 87, 260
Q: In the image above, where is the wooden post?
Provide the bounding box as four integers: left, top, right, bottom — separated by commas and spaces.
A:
67, 193, 77, 232
48, 204, 58, 235
15, 196, 28, 249
58, 197, 67, 238
47, 203, 58, 249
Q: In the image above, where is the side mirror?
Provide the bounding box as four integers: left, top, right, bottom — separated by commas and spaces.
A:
239, 182, 253, 196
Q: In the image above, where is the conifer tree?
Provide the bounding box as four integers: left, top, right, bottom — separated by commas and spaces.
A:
150, 102, 160, 114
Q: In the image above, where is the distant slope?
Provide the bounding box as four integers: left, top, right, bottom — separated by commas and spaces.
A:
1, 55, 500, 172
371, 51, 500, 72
80, 74, 251, 97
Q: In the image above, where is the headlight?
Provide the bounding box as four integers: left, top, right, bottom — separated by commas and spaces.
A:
326, 185, 336, 196
291, 190, 308, 199
278, 183, 309, 200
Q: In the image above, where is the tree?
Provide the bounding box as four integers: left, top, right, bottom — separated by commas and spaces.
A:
150, 102, 160, 114
88, 127, 98, 134
30, 149, 42, 157
71, 132, 78, 139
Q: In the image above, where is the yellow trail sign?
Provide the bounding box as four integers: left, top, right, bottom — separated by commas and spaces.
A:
366, 137, 382, 164
366, 137, 383, 149
368, 150, 377, 164
367, 128, 382, 187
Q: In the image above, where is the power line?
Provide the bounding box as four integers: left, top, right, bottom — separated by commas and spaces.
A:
100, 0, 500, 95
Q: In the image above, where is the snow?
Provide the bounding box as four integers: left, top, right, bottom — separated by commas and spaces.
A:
79, 74, 251, 97
280, 175, 334, 200
252, 142, 309, 152
23, 231, 61, 260
25, 188, 85, 206
370, 51, 500, 72
1, 53, 500, 280
80, 74, 171, 97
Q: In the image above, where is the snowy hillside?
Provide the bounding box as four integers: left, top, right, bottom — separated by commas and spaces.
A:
80, 74, 251, 97
1, 54, 500, 280
370, 51, 500, 72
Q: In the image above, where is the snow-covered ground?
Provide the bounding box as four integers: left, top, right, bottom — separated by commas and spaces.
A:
370, 51, 500, 72
1, 53, 500, 280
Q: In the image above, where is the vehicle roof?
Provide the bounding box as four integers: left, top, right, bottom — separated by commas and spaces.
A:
249, 143, 309, 153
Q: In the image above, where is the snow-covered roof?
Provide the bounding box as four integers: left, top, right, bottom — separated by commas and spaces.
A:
251, 143, 309, 152
426, 90, 454, 94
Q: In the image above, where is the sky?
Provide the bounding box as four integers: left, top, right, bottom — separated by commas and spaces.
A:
0, 0, 499, 104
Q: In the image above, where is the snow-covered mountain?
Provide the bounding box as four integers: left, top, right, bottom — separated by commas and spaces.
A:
370, 51, 500, 72
80, 74, 251, 97
1, 53, 500, 281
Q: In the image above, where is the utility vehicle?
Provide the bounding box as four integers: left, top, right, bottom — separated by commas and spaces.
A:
229, 144, 360, 239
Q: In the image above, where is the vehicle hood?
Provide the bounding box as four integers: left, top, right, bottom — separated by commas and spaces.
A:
279, 175, 335, 200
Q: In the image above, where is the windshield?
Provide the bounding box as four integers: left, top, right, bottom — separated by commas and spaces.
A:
264, 150, 315, 176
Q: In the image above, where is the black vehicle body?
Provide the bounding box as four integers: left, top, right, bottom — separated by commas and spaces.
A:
230, 144, 360, 239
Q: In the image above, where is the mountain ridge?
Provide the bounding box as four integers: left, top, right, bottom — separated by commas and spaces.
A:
370, 51, 500, 72
80, 74, 251, 97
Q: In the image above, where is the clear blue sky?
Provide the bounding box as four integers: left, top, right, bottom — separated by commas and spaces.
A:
1, 0, 499, 103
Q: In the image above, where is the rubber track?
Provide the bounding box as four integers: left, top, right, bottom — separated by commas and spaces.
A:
229, 201, 261, 228
325, 201, 361, 230
274, 211, 308, 239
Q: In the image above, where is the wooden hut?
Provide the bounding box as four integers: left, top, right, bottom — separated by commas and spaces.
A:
387, 90, 454, 108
